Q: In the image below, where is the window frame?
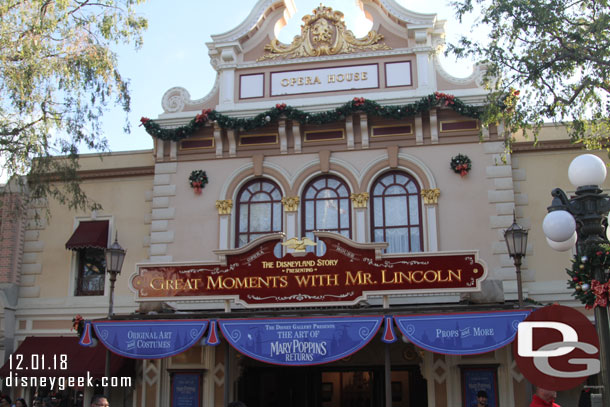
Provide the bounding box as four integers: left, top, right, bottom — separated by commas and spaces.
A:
301, 174, 352, 240
370, 170, 424, 253
234, 178, 284, 248
75, 247, 106, 296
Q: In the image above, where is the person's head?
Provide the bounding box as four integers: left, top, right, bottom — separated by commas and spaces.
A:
0, 396, 12, 407
536, 387, 557, 402
476, 391, 488, 405
16, 398, 27, 407
41, 398, 52, 407
32, 398, 42, 407
90, 395, 109, 407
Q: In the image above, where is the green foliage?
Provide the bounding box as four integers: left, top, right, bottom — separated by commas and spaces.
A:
141, 94, 484, 141
566, 243, 610, 308
449, 0, 610, 148
0, 0, 148, 213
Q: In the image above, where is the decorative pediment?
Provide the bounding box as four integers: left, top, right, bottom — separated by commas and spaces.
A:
258, 5, 391, 61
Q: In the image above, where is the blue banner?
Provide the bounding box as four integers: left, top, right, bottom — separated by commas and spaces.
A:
394, 310, 530, 355
219, 316, 382, 365
93, 320, 208, 359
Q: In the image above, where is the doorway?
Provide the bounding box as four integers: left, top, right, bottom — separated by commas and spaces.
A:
237, 365, 427, 407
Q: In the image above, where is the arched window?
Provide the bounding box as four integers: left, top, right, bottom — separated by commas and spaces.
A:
235, 179, 283, 247
370, 171, 423, 253
302, 175, 352, 246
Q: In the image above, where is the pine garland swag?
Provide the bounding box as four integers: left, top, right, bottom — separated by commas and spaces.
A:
567, 243, 610, 308
140, 93, 484, 142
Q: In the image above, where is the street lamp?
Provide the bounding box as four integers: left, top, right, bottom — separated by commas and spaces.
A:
105, 233, 126, 317
504, 214, 528, 308
104, 232, 126, 398
542, 153, 610, 403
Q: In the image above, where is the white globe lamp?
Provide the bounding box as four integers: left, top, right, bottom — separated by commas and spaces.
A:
568, 154, 607, 187
545, 232, 577, 252
542, 210, 576, 242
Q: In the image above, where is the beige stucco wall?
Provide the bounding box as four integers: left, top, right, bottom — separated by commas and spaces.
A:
19, 150, 154, 316
514, 148, 610, 288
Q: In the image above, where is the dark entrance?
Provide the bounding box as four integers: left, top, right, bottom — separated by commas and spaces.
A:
237, 365, 427, 407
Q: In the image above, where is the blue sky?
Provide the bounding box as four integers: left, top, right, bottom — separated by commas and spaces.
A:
104, 0, 475, 153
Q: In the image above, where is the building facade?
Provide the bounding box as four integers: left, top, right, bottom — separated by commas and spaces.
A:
0, 1, 605, 406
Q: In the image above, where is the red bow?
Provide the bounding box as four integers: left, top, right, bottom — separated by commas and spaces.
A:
434, 92, 455, 106
590, 280, 610, 309
195, 108, 213, 124
139, 117, 150, 126
275, 103, 287, 110
72, 314, 83, 331
353, 97, 366, 107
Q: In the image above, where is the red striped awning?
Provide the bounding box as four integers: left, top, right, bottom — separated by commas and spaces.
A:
65, 221, 109, 250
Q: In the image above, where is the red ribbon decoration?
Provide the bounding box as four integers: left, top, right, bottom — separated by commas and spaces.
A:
590, 279, 610, 309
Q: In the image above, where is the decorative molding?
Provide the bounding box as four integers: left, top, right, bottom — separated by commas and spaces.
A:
215, 200, 233, 215
281, 196, 300, 212
161, 75, 220, 114
432, 357, 448, 384
350, 192, 369, 208
258, 5, 390, 61
421, 188, 440, 205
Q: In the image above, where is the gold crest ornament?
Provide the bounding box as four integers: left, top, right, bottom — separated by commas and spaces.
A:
281, 237, 318, 252
258, 5, 391, 61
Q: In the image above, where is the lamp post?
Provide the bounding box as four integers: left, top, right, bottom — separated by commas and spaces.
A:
103, 233, 126, 398
504, 214, 528, 308
542, 154, 610, 404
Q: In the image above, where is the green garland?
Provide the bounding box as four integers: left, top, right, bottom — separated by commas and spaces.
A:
141, 93, 484, 142
566, 243, 610, 308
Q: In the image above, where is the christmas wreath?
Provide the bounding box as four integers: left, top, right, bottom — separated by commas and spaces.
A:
450, 154, 472, 177
567, 243, 610, 309
189, 170, 208, 194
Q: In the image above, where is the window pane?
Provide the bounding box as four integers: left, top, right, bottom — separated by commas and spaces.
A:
374, 183, 384, 196
240, 190, 251, 201
406, 181, 418, 194
313, 179, 326, 189
395, 174, 408, 185
410, 228, 421, 252
250, 203, 272, 232
271, 189, 281, 200
337, 185, 348, 197
327, 178, 339, 189
317, 200, 338, 229
239, 205, 249, 232
385, 196, 407, 226
386, 185, 405, 195
374, 198, 383, 225
273, 203, 282, 231
373, 228, 384, 243
386, 228, 409, 253
251, 192, 270, 202
262, 182, 274, 192
238, 235, 249, 247
305, 201, 314, 230
305, 187, 316, 199
409, 196, 420, 224
77, 248, 105, 296
250, 182, 261, 192
339, 199, 349, 228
